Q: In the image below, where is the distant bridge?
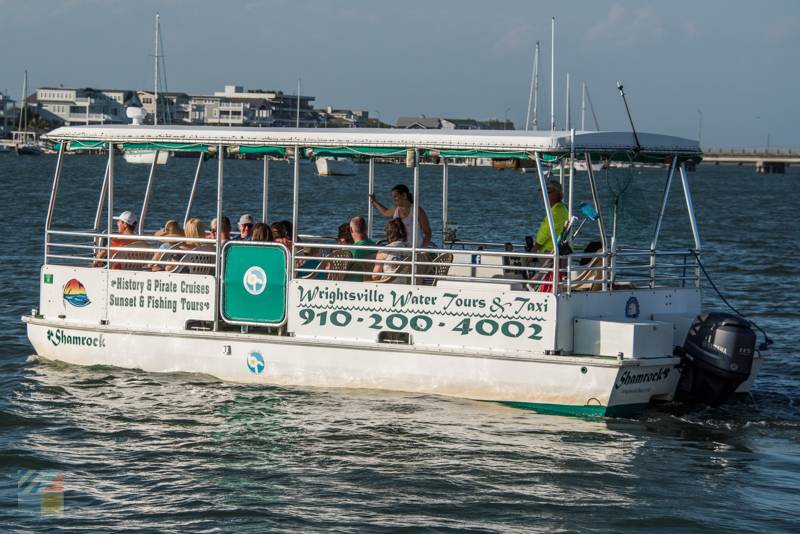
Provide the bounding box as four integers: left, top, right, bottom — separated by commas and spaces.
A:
699, 148, 800, 173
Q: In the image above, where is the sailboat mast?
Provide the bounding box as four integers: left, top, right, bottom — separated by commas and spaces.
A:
296, 79, 300, 128
582, 82, 586, 131
533, 42, 539, 130
550, 18, 555, 131
21, 70, 27, 135
155, 13, 159, 126
526, 42, 538, 131
566, 72, 570, 131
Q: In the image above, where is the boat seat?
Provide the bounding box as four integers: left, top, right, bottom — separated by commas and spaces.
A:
571, 257, 604, 292
355, 253, 379, 282
173, 244, 216, 275
299, 250, 353, 281
424, 253, 453, 286
110, 241, 151, 271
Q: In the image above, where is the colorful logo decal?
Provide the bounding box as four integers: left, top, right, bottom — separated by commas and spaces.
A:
625, 296, 639, 319
243, 266, 266, 295
63, 279, 91, 307
246, 351, 265, 375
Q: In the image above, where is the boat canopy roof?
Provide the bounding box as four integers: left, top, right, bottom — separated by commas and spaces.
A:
45, 125, 701, 161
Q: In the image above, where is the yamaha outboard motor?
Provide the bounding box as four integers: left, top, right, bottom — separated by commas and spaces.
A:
676, 312, 756, 407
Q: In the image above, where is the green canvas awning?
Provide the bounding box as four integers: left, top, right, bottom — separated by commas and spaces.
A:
237, 146, 286, 156
307, 146, 408, 158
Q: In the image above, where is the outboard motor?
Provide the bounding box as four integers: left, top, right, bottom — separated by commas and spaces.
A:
676, 312, 756, 407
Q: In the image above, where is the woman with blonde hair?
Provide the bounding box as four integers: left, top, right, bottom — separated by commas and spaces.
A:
154, 218, 205, 272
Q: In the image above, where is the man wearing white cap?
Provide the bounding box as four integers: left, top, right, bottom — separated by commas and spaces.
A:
232, 214, 254, 241
94, 211, 138, 268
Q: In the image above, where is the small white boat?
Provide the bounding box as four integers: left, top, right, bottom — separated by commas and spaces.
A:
0, 145, 13, 153
123, 150, 170, 165
316, 156, 358, 176
573, 160, 607, 172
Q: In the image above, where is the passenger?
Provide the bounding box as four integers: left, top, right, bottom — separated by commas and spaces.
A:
271, 221, 293, 249
337, 222, 354, 245
369, 184, 432, 248
217, 216, 232, 241
372, 218, 410, 283
155, 218, 206, 272
345, 216, 377, 282
206, 218, 217, 239
232, 214, 254, 241
252, 222, 273, 242
148, 220, 184, 270
527, 180, 569, 291
94, 211, 138, 268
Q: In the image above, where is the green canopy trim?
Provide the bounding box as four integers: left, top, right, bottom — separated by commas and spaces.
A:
238, 146, 286, 156
578, 152, 703, 165
53, 141, 107, 151
307, 146, 408, 158
424, 150, 561, 161
122, 142, 211, 152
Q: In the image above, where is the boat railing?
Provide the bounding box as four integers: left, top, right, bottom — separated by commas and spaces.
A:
42, 227, 700, 292
45, 229, 218, 272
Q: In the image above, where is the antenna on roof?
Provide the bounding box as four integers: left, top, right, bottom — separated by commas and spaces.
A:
617, 82, 640, 152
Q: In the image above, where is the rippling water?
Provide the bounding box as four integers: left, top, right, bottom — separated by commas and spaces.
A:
1, 152, 798, 532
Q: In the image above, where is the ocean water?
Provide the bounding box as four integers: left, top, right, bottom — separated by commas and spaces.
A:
1, 152, 798, 533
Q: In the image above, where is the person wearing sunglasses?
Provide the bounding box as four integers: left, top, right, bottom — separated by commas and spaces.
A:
232, 214, 254, 241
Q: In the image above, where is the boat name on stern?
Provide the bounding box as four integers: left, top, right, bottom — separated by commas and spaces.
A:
47, 328, 106, 348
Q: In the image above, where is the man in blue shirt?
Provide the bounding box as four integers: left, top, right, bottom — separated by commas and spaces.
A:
233, 214, 254, 241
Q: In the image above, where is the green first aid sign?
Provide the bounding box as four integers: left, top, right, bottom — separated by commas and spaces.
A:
222, 243, 288, 325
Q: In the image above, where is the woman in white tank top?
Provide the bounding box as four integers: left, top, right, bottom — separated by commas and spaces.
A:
369, 184, 431, 248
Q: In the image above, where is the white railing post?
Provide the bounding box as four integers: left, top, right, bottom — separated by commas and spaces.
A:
184, 152, 204, 226
139, 151, 159, 235
650, 156, 679, 288
44, 141, 66, 264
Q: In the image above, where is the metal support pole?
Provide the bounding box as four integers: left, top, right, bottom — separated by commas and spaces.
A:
367, 157, 374, 239
268, 154, 269, 224
567, 130, 575, 293
107, 143, 115, 267
534, 152, 559, 295
559, 159, 564, 186
213, 144, 223, 332
679, 161, 700, 252
44, 141, 66, 264
291, 144, 300, 278
442, 159, 449, 246
139, 152, 158, 235
411, 149, 420, 283
679, 160, 701, 286
94, 162, 109, 232
184, 152, 204, 226
585, 154, 608, 290
650, 156, 678, 288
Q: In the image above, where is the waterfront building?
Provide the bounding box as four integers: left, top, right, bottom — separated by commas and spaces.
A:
396, 116, 484, 130
321, 107, 369, 127
0, 92, 17, 138
30, 87, 141, 126
136, 91, 199, 125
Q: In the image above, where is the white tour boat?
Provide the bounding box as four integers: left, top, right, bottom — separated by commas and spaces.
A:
315, 156, 359, 176
24, 125, 771, 417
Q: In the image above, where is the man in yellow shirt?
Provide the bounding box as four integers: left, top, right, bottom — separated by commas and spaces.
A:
527, 181, 569, 291
533, 181, 569, 254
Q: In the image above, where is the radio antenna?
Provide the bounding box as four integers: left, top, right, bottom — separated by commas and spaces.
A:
617, 82, 640, 152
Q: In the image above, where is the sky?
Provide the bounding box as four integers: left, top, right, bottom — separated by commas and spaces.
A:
1, 0, 798, 148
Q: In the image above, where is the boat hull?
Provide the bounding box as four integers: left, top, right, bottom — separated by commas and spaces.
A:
25, 317, 681, 417
316, 157, 358, 176
16, 145, 43, 156
123, 151, 170, 164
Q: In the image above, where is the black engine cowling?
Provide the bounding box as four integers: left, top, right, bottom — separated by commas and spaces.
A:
676, 312, 757, 407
